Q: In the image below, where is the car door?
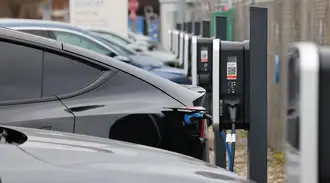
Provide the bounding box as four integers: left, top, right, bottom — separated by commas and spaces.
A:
0, 39, 75, 132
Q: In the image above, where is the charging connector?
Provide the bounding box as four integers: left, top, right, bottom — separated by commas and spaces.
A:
225, 100, 239, 172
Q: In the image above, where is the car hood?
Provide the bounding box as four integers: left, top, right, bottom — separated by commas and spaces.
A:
2, 126, 254, 183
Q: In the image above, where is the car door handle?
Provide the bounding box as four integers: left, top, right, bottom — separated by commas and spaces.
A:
66, 105, 105, 112
40, 126, 52, 130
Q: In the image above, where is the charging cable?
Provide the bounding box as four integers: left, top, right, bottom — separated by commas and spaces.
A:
184, 112, 233, 171
227, 105, 237, 172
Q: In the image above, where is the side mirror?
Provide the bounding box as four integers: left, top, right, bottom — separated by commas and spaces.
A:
114, 55, 131, 63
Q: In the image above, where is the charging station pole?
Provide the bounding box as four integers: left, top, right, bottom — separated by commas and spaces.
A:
248, 7, 268, 183
194, 22, 201, 36
214, 16, 227, 40
201, 20, 210, 37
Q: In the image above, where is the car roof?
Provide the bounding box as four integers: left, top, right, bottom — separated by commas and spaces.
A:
0, 27, 199, 105
0, 18, 86, 33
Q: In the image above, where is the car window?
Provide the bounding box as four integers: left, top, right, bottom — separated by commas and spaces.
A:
19, 30, 49, 38
53, 31, 110, 55
42, 52, 103, 97
95, 32, 131, 47
0, 41, 43, 102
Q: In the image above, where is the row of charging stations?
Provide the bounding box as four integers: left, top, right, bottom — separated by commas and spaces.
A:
168, 7, 268, 183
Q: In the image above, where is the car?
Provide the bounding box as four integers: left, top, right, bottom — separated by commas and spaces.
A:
0, 27, 209, 160
128, 30, 158, 49
89, 28, 151, 51
0, 19, 186, 84
90, 29, 179, 66
0, 125, 254, 183
90, 32, 191, 84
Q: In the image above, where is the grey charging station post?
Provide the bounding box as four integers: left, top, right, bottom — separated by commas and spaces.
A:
201, 20, 211, 37
214, 16, 228, 40
193, 22, 201, 36
211, 7, 268, 183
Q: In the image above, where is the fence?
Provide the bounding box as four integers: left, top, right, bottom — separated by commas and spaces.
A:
193, 0, 330, 152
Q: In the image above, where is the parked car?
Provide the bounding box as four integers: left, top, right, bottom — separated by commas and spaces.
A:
0, 19, 186, 84
90, 29, 179, 66
0, 125, 254, 183
0, 27, 209, 160
90, 32, 191, 84
128, 30, 158, 49
90, 29, 151, 51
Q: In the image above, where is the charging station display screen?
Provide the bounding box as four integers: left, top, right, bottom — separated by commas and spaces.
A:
226, 56, 238, 80
220, 52, 243, 95
199, 47, 210, 72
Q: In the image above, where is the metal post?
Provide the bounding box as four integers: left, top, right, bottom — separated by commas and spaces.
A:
177, 0, 186, 31
247, 7, 268, 183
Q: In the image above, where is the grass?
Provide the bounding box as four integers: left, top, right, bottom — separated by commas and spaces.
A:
238, 130, 285, 164
240, 130, 248, 138
272, 151, 285, 164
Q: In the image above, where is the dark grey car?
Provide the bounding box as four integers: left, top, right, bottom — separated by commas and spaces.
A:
0, 27, 208, 160
0, 125, 254, 183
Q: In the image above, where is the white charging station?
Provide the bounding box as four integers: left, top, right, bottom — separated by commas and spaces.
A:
183, 34, 190, 76
173, 30, 179, 57
168, 30, 173, 52
179, 32, 185, 65
212, 39, 221, 131
191, 36, 198, 86
286, 42, 320, 183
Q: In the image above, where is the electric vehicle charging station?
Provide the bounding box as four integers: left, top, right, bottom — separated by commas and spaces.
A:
211, 7, 267, 183
285, 43, 330, 183
168, 7, 268, 183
